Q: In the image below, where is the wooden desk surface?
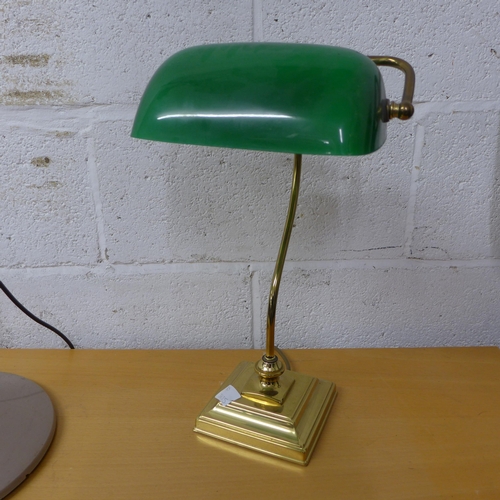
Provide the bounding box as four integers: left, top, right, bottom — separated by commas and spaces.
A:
2, 347, 500, 499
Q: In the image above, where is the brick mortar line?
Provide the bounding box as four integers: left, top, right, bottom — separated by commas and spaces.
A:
403, 123, 425, 257
1, 259, 499, 278
252, 0, 263, 42
86, 137, 108, 263
251, 270, 263, 349
1, 100, 500, 124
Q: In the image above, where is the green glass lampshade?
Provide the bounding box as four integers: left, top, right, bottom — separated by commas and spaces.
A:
132, 43, 387, 156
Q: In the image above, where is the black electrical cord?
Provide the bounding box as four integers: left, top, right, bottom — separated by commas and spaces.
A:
0, 280, 75, 349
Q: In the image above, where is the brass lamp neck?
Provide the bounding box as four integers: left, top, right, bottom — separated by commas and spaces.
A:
265, 153, 302, 360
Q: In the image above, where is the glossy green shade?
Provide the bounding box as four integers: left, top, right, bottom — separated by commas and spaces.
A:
132, 43, 387, 156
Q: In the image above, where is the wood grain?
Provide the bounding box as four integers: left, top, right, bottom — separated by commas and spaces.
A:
2, 347, 500, 499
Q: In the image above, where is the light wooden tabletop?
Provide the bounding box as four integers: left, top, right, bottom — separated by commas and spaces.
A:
2, 347, 500, 499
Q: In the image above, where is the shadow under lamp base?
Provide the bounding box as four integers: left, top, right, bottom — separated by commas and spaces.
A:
194, 361, 337, 465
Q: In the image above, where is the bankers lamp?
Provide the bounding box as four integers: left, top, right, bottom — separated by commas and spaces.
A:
132, 43, 415, 464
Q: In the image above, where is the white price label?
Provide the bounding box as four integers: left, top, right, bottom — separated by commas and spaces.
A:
215, 385, 241, 406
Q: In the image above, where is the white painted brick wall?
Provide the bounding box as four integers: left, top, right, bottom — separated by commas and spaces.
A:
260, 264, 500, 349
0, 0, 499, 349
0, 121, 98, 266
411, 111, 500, 260
0, 268, 252, 349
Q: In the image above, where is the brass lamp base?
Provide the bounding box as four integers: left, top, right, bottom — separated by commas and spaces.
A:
194, 155, 336, 465
194, 361, 337, 465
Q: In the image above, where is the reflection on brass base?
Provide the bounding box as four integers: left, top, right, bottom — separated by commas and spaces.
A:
194, 361, 337, 465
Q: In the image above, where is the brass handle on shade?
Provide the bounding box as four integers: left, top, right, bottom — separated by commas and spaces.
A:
369, 56, 415, 121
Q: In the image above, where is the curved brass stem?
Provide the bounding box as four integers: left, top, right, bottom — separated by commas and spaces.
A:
265, 154, 302, 359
